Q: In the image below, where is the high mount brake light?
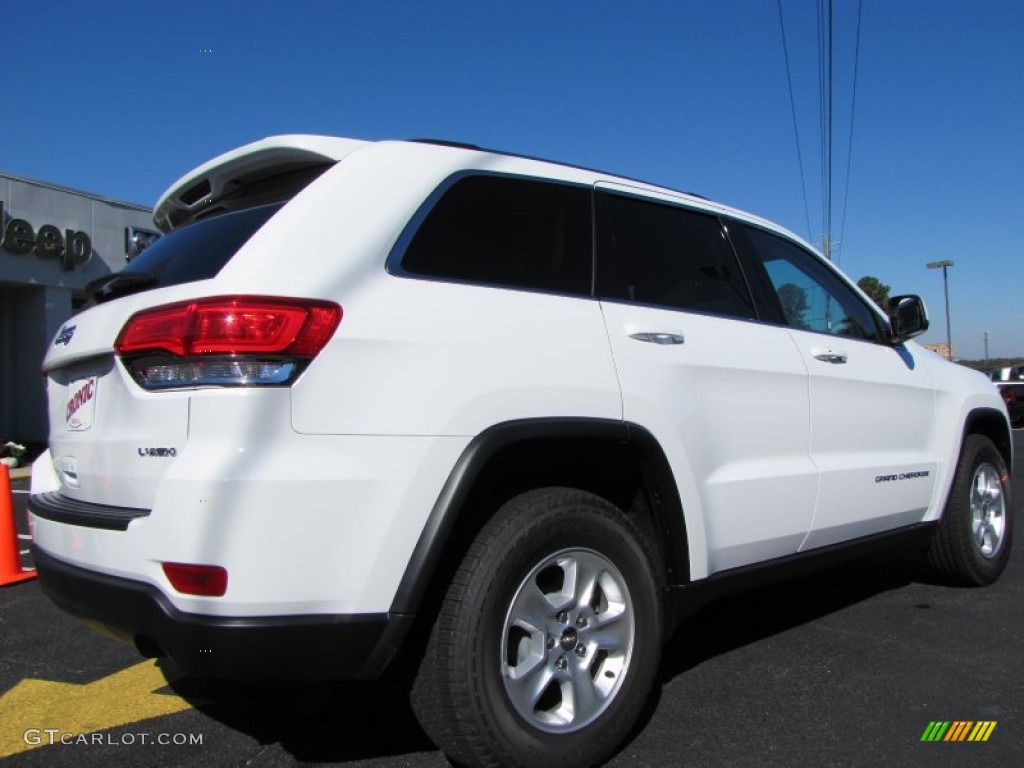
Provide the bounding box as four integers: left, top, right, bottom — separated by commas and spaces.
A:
115, 296, 342, 389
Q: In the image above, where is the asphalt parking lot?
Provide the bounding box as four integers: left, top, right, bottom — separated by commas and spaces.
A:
2, 430, 1022, 767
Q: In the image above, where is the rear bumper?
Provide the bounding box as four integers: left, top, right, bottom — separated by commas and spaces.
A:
32, 545, 412, 683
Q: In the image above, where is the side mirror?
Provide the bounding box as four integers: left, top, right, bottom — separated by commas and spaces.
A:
888, 295, 929, 344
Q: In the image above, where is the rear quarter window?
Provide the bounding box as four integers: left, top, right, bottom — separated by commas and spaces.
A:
395, 174, 593, 296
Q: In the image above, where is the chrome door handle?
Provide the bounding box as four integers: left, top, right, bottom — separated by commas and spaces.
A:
813, 351, 848, 364
629, 332, 685, 345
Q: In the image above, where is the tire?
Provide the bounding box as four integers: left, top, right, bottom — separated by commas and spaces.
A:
411, 488, 662, 768
925, 435, 1013, 586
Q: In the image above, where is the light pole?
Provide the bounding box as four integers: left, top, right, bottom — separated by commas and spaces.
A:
926, 260, 955, 360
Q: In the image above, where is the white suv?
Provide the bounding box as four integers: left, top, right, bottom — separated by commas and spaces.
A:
30, 136, 1013, 767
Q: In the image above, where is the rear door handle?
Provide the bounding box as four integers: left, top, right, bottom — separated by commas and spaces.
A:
813, 350, 848, 364
629, 332, 685, 345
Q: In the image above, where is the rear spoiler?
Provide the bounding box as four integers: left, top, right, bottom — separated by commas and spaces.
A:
153, 135, 369, 232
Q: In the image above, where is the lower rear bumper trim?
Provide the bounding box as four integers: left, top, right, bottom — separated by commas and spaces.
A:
31, 545, 411, 682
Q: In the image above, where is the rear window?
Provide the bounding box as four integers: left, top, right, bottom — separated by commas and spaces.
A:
396, 175, 592, 296
89, 203, 283, 303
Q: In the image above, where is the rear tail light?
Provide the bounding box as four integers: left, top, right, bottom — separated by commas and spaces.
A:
115, 296, 341, 389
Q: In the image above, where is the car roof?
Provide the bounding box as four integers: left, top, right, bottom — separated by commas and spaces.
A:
152, 134, 814, 254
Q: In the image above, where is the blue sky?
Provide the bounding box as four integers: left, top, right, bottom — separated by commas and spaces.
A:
4, 1, 1021, 359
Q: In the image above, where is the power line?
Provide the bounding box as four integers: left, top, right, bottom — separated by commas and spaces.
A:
827, 0, 834, 261
776, 0, 813, 242
838, 0, 863, 259
816, 0, 827, 255
816, 0, 836, 260
779, 0, 861, 262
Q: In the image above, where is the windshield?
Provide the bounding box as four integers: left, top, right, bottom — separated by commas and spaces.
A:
88, 203, 284, 303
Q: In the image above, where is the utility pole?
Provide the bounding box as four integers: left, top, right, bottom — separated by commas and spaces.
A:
821, 236, 840, 262
984, 331, 989, 365
926, 260, 955, 361
822, 236, 839, 330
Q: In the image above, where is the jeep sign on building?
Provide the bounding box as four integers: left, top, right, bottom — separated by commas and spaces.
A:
1, 171, 157, 443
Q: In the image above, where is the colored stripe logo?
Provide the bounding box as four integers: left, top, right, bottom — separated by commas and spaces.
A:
921, 721, 996, 742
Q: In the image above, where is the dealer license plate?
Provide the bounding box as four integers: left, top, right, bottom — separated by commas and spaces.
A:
65, 376, 98, 431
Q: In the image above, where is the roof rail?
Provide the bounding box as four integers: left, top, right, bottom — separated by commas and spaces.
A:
404, 139, 709, 203
408, 138, 483, 150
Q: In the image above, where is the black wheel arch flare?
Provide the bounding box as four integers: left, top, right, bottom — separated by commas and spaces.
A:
388, 418, 690, 618
962, 407, 1014, 476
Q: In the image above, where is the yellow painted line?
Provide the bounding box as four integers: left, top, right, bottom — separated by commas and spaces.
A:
0, 660, 191, 757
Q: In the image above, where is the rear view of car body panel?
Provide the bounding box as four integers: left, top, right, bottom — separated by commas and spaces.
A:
31, 138, 622, 621
32, 388, 468, 616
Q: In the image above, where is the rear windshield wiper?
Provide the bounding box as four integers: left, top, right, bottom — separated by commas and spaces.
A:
86, 273, 159, 303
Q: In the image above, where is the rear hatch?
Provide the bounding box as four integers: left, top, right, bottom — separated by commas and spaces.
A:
44, 299, 190, 509
43, 135, 366, 509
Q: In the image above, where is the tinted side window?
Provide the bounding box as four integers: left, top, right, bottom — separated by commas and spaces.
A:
738, 224, 883, 342
399, 175, 592, 295
596, 192, 755, 319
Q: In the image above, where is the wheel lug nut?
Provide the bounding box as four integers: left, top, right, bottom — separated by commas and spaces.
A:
575, 643, 587, 657
556, 611, 568, 623
555, 656, 567, 671
546, 635, 555, 649
576, 616, 588, 629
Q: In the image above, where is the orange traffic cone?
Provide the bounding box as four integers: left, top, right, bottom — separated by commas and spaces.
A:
1, 463, 36, 585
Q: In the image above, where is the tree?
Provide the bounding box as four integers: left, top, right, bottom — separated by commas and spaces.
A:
777, 283, 809, 328
857, 276, 891, 312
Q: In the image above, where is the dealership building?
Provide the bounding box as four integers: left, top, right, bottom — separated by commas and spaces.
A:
1, 171, 158, 445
